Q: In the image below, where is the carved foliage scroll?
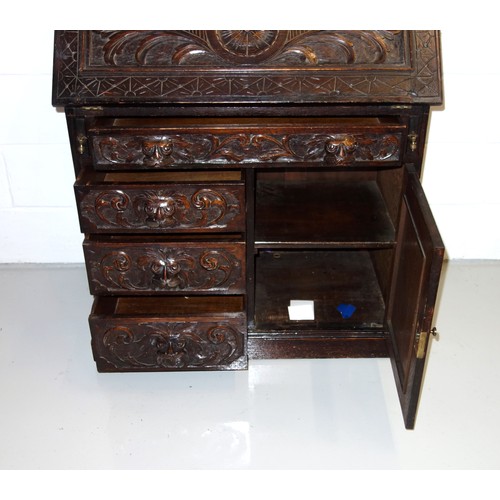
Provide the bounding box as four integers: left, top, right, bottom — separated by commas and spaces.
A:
78, 186, 244, 232
93, 320, 246, 370
91, 30, 407, 67
92, 132, 402, 168
85, 243, 245, 294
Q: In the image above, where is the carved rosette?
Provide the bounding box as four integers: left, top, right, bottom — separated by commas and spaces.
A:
95, 321, 245, 370
92, 132, 401, 167
79, 186, 243, 232
205, 31, 289, 64
86, 244, 244, 294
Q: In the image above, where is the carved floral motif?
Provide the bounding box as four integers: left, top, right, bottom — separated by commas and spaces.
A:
97, 322, 244, 369
92, 132, 401, 167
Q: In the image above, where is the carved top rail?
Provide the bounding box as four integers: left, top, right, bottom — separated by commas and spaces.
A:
52, 30, 442, 106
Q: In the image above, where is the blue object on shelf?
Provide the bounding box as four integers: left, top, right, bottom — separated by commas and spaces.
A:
336, 303, 356, 319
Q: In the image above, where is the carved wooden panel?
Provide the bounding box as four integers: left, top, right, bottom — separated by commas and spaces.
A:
76, 183, 245, 233
90, 131, 403, 168
84, 239, 245, 294
53, 30, 442, 104
90, 317, 247, 371
85, 30, 409, 67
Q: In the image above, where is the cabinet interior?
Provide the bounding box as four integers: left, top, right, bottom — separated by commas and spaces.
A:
255, 168, 402, 248
250, 166, 404, 335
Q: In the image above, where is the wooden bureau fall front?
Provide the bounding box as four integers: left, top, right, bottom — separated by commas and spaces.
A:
52, 30, 444, 428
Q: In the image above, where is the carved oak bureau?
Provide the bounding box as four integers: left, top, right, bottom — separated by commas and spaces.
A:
52, 30, 444, 428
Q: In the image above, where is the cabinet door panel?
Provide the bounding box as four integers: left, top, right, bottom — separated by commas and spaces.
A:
387, 166, 444, 429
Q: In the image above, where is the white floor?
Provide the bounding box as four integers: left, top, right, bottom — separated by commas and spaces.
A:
0, 261, 499, 470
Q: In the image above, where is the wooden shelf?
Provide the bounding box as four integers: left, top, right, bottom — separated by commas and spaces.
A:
253, 250, 386, 333
255, 179, 396, 248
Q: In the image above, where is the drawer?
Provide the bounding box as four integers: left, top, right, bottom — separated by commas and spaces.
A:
88, 117, 406, 170
75, 170, 245, 233
83, 236, 245, 295
89, 295, 247, 371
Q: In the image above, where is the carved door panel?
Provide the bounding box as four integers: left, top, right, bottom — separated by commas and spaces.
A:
386, 165, 444, 429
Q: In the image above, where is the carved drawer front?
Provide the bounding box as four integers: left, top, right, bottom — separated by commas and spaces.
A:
83, 236, 245, 295
89, 296, 247, 371
75, 170, 245, 233
88, 117, 406, 170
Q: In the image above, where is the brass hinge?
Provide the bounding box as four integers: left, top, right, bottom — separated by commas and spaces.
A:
416, 327, 438, 359
408, 132, 418, 152
77, 134, 87, 155
416, 330, 428, 359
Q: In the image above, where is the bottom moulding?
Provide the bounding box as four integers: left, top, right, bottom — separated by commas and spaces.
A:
247, 332, 389, 359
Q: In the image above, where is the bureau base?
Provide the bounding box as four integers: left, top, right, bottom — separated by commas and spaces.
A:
53, 30, 444, 428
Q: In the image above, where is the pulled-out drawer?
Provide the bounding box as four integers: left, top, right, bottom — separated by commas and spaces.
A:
83, 235, 245, 295
88, 116, 406, 169
89, 295, 247, 371
75, 170, 245, 233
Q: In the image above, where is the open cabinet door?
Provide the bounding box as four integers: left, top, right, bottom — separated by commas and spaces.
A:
387, 165, 444, 429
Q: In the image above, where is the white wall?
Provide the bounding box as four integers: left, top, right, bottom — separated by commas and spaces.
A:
422, 28, 500, 260
1, 26, 499, 262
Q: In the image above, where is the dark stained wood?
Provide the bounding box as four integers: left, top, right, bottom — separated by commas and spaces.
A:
248, 336, 388, 359
87, 116, 405, 170
372, 166, 405, 298
255, 175, 397, 248
53, 31, 443, 428
386, 166, 444, 429
83, 237, 246, 295
90, 295, 247, 371
53, 31, 442, 105
75, 169, 245, 233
